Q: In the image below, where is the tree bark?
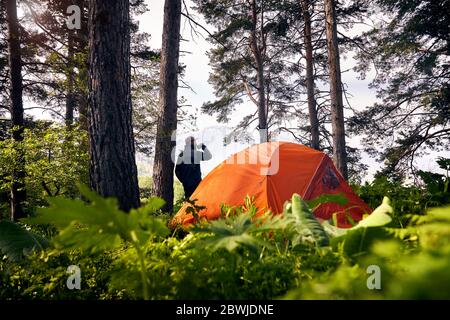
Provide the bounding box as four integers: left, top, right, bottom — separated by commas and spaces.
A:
324, 0, 348, 180
75, 0, 89, 133
65, 30, 76, 126
6, 0, 26, 221
249, 0, 268, 143
88, 0, 140, 211
152, 0, 181, 213
301, 0, 320, 150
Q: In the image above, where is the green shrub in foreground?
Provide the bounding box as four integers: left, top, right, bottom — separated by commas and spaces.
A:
1, 189, 450, 300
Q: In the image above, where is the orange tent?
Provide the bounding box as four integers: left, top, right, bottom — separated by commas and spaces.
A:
172, 142, 372, 228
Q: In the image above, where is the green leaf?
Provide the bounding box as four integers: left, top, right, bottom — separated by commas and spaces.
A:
329, 197, 395, 257
0, 221, 49, 261
27, 185, 169, 253
140, 197, 165, 213
351, 196, 392, 230
285, 194, 330, 247
128, 207, 170, 243
306, 193, 349, 210
426, 206, 450, 223
192, 214, 268, 254
321, 221, 348, 238
332, 227, 393, 258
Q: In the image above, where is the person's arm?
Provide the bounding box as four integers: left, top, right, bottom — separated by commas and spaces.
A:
176, 152, 184, 165
200, 144, 212, 161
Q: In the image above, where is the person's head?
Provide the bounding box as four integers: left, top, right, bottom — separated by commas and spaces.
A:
185, 136, 196, 146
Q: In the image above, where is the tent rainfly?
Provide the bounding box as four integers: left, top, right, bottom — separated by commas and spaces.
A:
172, 142, 372, 228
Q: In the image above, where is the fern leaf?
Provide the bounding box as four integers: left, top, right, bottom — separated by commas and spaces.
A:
0, 221, 49, 261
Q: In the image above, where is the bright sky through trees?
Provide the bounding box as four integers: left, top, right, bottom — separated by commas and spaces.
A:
20, 0, 449, 181
137, 0, 448, 180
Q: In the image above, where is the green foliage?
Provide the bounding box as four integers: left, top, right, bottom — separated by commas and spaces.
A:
328, 197, 394, 259
322, 197, 392, 236
191, 214, 268, 254
192, 0, 310, 135
417, 157, 450, 205
284, 194, 330, 247
1, 189, 341, 299
28, 185, 168, 252
0, 221, 49, 262
191, 192, 335, 254
184, 198, 207, 224
26, 185, 169, 299
139, 176, 184, 206
285, 205, 450, 299
352, 197, 393, 229
350, 0, 450, 176
0, 124, 88, 215
0, 250, 121, 300
306, 193, 349, 211
2, 182, 450, 300
355, 164, 450, 227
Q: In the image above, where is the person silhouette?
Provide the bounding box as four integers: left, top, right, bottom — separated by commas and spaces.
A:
175, 136, 212, 199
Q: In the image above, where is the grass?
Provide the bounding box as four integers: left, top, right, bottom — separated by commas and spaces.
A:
138, 176, 185, 204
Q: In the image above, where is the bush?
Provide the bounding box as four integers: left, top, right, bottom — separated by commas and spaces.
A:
354, 159, 450, 227
1, 182, 450, 300
285, 205, 450, 299
0, 123, 88, 215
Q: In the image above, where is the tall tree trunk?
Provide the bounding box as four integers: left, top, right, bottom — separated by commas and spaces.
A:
324, 0, 348, 180
301, 0, 320, 150
88, 0, 140, 211
250, 0, 267, 143
152, 0, 181, 213
65, 30, 76, 126
6, 0, 26, 221
76, 0, 89, 133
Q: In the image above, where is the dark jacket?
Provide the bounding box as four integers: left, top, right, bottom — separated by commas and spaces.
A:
175, 144, 212, 187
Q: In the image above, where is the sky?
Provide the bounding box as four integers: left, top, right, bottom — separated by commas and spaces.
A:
139, 0, 450, 181
138, 0, 441, 181
21, 0, 449, 181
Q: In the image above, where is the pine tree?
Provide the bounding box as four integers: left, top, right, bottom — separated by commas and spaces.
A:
193, 0, 304, 142
5, 0, 26, 220
350, 0, 450, 177
300, 0, 320, 150
152, 0, 182, 213
0, 1, 8, 115
324, 0, 348, 180
88, 0, 140, 211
